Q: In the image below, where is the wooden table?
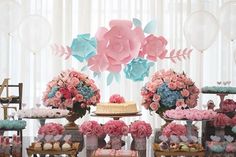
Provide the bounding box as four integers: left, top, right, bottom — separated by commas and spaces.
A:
155, 150, 205, 157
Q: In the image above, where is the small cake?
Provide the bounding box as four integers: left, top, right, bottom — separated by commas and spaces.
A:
159, 142, 169, 151
33, 142, 42, 151
53, 142, 61, 151
93, 149, 116, 157
43, 142, 52, 150
116, 150, 137, 157
201, 86, 236, 94
96, 95, 138, 115
62, 142, 71, 151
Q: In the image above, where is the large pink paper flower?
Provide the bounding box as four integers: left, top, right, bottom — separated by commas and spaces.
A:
94, 20, 144, 72
139, 35, 167, 61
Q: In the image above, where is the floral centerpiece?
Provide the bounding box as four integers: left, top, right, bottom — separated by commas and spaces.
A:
129, 121, 152, 138
141, 69, 199, 116
38, 123, 64, 136
79, 120, 103, 149
162, 122, 187, 137
43, 69, 100, 121
103, 120, 128, 149
79, 120, 103, 137
129, 120, 152, 150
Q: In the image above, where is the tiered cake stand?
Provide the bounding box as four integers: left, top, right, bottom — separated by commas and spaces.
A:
154, 117, 209, 157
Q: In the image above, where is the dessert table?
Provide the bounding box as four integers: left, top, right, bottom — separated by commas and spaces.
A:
22, 136, 155, 157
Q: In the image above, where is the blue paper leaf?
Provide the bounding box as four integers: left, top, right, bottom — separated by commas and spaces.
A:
107, 73, 114, 85
113, 73, 120, 82
148, 62, 155, 67
133, 18, 142, 27
81, 65, 88, 71
144, 20, 157, 34
93, 72, 101, 78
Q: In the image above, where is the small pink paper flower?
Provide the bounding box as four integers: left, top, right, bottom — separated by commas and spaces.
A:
140, 35, 167, 61
129, 121, 152, 138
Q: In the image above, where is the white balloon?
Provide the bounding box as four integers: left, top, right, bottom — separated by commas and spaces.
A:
18, 15, 51, 52
220, 1, 236, 41
184, 11, 219, 52
0, 0, 22, 33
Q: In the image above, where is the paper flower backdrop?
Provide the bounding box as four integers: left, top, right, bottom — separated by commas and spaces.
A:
52, 18, 192, 85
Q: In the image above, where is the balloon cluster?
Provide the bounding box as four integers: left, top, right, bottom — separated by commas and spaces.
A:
184, 2, 236, 52
0, 0, 51, 53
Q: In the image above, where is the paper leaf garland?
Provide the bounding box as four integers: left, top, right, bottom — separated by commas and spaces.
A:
51, 18, 193, 85
51, 44, 71, 59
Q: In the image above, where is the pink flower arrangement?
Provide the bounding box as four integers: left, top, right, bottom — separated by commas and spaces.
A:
109, 94, 125, 103
162, 122, 187, 137
42, 69, 100, 117
141, 69, 199, 116
103, 120, 129, 137
38, 123, 64, 136
231, 115, 236, 126
222, 99, 236, 113
79, 120, 103, 137
129, 121, 152, 138
213, 113, 231, 127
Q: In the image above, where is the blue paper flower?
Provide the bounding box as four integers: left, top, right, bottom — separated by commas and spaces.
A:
71, 33, 97, 62
48, 86, 59, 98
124, 58, 154, 81
157, 83, 182, 108
77, 82, 94, 100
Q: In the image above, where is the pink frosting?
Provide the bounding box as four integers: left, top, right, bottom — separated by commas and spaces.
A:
164, 108, 217, 120
225, 143, 236, 152
222, 99, 236, 112
109, 94, 125, 103
213, 113, 231, 127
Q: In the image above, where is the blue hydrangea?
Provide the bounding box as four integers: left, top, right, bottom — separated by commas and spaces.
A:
48, 86, 59, 98
157, 83, 182, 108
124, 58, 154, 81
77, 82, 94, 100
71, 33, 97, 62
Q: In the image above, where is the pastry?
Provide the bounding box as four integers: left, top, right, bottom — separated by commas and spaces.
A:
53, 142, 61, 151
180, 144, 189, 152
62, 142, 71, 151
159, 142, 169, 151
116, 150, 137, 157
43, 142, 52, 150
170, 143, 179, 150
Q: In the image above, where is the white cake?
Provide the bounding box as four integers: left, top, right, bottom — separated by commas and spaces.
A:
95, 101, 138, 115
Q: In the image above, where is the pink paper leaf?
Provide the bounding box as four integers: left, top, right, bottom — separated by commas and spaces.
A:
171, 58, 176, 63
170, 49, 175, 57
51, 44, 72, 60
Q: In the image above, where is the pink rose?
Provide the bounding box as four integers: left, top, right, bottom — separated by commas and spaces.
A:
150, 102, 159, 111
140, 35, 167, 61
168, 82, 177, 90
176, 81, 185, 89
70, 77, 80, 87
152, 94, 161, 102
176, 99, 185, 107
55, 91, 62, 98
181, 89, 190, 97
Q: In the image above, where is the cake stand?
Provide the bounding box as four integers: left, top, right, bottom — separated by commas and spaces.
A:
91, 112, 142, 120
